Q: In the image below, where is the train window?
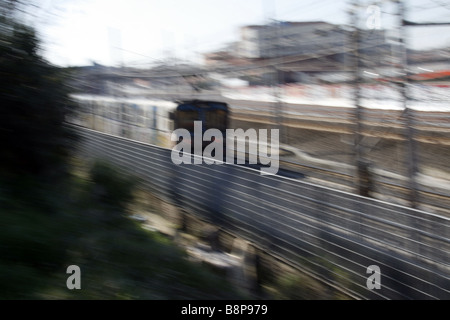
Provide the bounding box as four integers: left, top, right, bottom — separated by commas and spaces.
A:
176, 110, 200, 131
122, 104, 132, 123
112, 104, 119, 121
149, 108, 155, 125
205, 109, 227, 131
135, 106, 144, 125
146, 106, 156, 129
140, 110, 147, 127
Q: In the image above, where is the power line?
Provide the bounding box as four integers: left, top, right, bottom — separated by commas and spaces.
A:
276, 0, 337, 21
104, 36, 391, 80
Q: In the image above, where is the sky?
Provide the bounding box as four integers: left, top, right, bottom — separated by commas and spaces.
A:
26, 0, 450, 67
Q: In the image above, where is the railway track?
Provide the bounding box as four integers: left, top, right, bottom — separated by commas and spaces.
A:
75, 125, 450, 300
220, 97, 450, 217
275, 151, 450, 217
74, 90, 450, 216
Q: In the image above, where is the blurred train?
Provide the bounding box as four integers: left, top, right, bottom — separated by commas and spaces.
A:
69, 94, 229, 150
69, 93, 356, 181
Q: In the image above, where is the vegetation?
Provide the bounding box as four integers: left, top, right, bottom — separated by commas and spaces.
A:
0, 15, 77, 180
0, 1, 351, 300
0, 3, 243, 299
1, 158, 246, 299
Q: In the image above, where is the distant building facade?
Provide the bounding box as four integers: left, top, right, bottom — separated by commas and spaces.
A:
238, 21, 388, 61
239, 21, 350, 59
201, 20, 420, 84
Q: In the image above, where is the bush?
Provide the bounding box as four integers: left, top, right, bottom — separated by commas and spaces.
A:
88, 160, 138, 211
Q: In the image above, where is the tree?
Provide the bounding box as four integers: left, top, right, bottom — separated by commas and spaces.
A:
0, 5, 77, 179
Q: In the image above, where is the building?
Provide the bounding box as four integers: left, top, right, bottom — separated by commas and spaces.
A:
238, 21, 350, 60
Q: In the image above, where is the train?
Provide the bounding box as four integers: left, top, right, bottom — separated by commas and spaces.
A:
69, 94, 230, 150
68, 93, 284, 175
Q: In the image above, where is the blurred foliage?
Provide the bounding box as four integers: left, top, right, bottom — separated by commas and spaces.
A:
0, 159, 244, 299
88, 161, 138, 212
0, 4, 242, 299
272, 273, 329, 300
0, 3, 78, 180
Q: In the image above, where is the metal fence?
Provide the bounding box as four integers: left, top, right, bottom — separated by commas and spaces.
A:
75, 125, 450, 300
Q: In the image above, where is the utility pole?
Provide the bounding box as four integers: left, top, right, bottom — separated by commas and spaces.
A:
397, 0, 419, 208
350, 0, 370, 197
273, 19, 285, 145
262, 0, 285, 144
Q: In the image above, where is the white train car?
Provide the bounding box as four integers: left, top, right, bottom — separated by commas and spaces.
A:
70, 94, 178, 148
